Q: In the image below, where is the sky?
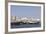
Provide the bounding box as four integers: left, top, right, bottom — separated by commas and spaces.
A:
11, 5, 41, 19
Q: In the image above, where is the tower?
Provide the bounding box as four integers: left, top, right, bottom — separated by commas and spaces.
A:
11, 16, 16, 22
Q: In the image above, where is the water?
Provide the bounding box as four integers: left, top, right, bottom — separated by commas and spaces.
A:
11, 22, 41, 28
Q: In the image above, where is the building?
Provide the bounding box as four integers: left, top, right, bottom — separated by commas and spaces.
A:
11, 16, 40, 24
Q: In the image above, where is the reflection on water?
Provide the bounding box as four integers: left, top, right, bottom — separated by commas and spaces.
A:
11, 22, 41, 28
